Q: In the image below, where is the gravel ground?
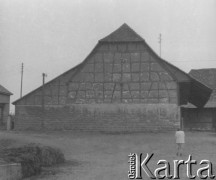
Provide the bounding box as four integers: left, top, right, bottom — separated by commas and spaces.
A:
0, 130, 216, 180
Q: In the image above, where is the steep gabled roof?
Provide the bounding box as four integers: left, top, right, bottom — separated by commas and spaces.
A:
12, 64, 81, 105
0, 84, 12, 96
100, 23, 144, 42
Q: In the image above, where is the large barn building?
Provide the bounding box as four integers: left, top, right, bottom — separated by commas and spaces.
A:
13, 24, 212, 131
182, 69, 216, 131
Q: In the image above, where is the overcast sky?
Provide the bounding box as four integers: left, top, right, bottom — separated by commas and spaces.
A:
0, 0, 216, 112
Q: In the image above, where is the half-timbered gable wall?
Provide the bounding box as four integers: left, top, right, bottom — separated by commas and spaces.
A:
67, 42, 177, 105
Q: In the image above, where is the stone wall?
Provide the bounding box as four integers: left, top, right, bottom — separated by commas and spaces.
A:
15, 103, 180, 131
0, 163, 22, 180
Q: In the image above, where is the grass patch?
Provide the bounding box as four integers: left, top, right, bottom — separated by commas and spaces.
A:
0, 143, 65, 178
0, 139, 16, 149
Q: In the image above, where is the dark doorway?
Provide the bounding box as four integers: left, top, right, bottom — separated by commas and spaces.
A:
0, 103, 4, 125
182, 107, 215, 131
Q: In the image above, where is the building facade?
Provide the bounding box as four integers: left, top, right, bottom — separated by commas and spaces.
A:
13, 24, 211, 131
0, 84, 12, 127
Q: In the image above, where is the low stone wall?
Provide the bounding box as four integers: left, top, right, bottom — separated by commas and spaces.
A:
0, 163, 22, 180
15, 104, 180, 131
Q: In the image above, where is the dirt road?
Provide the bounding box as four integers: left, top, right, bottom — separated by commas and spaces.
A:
1, 130, 216, 180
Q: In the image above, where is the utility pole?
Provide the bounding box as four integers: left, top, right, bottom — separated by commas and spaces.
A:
158, 33, 162, 57
20, 63, 24, 98
41, 73, 47, 128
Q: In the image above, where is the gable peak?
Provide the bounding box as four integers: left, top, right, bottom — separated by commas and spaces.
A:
99, 23, 145, 43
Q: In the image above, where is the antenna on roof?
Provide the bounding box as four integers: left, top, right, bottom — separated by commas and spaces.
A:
20, 63, 24, 98
158, 33, 162, 57
42, 73, 47, 85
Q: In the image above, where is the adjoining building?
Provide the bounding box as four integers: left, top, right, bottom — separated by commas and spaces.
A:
0, 84, 12, 126
13, 24, 212, 131
182, 69, 216, 131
